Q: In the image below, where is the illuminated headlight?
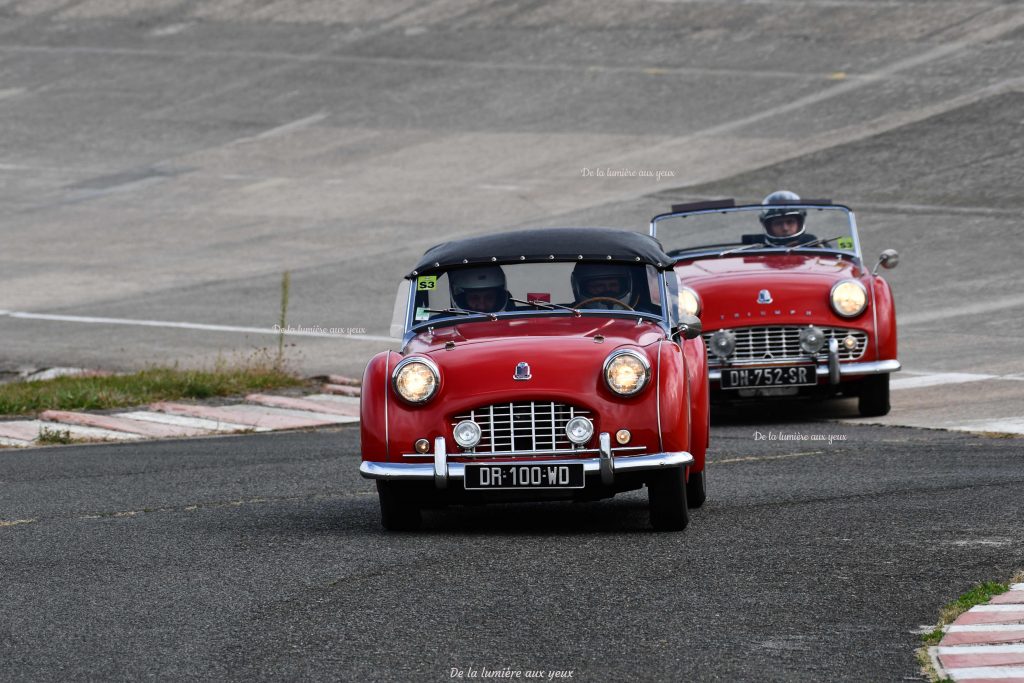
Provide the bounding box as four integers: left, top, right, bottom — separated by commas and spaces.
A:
830, 280, 867, 318
799, 326, 826, 354
603, 350, 650, 396
391, 357, 439, 404
453, 420, 481, 449
565, 416, 594, 445
679, 286, 702, 318
710, 330, 736, 360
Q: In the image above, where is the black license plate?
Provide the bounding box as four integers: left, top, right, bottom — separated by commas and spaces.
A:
720, 365, 816, 390
464, 463, 585, 490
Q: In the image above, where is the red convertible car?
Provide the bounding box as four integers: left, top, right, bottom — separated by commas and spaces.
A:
651, 193, 900, 416
360, 228, 709, 531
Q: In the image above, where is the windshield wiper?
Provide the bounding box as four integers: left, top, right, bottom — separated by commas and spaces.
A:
509, 297, 581, 316
420, 307, 497, 321
785, 235, 846, 254
718, 242, 772, 258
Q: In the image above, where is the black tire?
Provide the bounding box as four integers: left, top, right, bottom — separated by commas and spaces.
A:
376, 481, 421, 531
648, 467, 689, 531
858, 374, 891, 417
686, 469, 706, 509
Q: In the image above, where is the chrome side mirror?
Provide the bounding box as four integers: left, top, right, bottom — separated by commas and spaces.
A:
873, 249, 899, 274
674, 315, 703, 340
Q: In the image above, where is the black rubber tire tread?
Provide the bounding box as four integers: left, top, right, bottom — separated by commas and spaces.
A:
376, 481, 422, 531
648, 467, 690, 531
686, 469, 706, 509
858, 374, 891, 417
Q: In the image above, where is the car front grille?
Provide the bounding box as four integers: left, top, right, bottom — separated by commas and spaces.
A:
703, 326, 868, 365
451, 401, 589, 454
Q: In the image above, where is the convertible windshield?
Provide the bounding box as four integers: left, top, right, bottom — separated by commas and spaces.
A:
652, 205, 859, 260
407, 262, 664, 329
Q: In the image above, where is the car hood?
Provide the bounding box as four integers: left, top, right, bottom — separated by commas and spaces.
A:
675, 254, 868, 326
403, 317, 664, 397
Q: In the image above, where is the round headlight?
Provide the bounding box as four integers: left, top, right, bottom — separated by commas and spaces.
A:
830, 280, 867, 318
392, 357, 439, 404
603, 350, 650, 396
565, 416, 594, 445
710, 330, 736, 360
799, 325, 826, 354
453, 420, 482, 449
679, 286, 702, 318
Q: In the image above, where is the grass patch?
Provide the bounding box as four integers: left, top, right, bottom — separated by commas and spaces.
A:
36, 426, 75, 444
0, 356, 305, 416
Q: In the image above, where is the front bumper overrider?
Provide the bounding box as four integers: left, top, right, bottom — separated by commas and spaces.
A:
360, 432, 693, 490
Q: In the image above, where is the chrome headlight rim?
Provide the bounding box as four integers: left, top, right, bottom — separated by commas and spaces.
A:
391, 356, 440, 405
602, 349, 651, 397
830, 279, 868, 318
679, 285, 702, 318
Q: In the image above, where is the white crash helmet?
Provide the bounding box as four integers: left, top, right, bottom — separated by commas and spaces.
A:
449, 265, 508, 311
571, 262, 634, 305
759, 190, 807, 244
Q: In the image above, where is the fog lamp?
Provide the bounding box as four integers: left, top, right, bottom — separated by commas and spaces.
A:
842, 335, 858, 351
565, 417, 594, 445
453, 420, 482, 449
710, 330, 736, 360
799, 326, 826, 354
615, 429, 631, 445
414, 438, 431, 454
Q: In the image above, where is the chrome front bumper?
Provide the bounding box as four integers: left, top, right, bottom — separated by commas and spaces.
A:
709, 358, 901, 384
360, 432, 693, 490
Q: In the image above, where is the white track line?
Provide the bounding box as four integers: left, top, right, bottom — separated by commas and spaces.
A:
948, 418, 1024, 436
116, 411, 264, 433
945, 667, 1024, 679
0, 311, 392, 342
947, 625, 1024, 633
937, 644, 1024, 654
891, 373, 997, 391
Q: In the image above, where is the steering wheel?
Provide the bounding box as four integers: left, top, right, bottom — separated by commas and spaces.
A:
575, 297, 635, 311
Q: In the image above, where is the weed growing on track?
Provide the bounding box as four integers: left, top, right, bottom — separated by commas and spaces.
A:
36, 427, 74, 444
0, 355, 305, 416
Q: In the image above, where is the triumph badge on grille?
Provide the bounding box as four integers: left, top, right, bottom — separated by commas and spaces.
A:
513, 362, 532, 381
757, 289, 773, 304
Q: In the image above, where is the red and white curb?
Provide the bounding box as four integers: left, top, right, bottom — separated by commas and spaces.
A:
931, 583, 1024, 682
0, 378, 362, 448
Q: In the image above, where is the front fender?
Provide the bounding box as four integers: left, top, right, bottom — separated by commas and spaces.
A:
360, 350, 397, 461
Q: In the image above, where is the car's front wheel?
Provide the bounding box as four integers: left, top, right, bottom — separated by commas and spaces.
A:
376, 481, 422, 531
686, 469, 706, 508
858, 374, 890, 417
647, 467, 689, 531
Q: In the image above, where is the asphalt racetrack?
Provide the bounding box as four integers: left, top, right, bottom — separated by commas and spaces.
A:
2, 1, 1024, 680
2, 425, 1022, 681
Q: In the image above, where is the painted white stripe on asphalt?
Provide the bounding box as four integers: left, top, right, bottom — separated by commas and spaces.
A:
972, 605, 1024, 612
304, 394, 361, 405
890, 372, 996, 391
947, 624, 1024, 632
116, 411, 265, 433
230, 111, 329, 145
945, 667, 1024, 679
37, 422, 143, 441
0, 311, 392, 342
226, 405, 357, 423
948, 418, 1024, 436
937, 644, 1024, 654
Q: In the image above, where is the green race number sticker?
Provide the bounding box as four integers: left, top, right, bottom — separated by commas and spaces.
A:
416, 276, 438, 291
837, 236, 854, 250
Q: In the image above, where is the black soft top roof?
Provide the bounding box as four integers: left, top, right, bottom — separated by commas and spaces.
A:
409, 228, 674, 277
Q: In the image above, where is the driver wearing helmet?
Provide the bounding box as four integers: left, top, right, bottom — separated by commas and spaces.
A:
449, 265, 510, 313
759, 190, 813, 245
571, 262, 635, 309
